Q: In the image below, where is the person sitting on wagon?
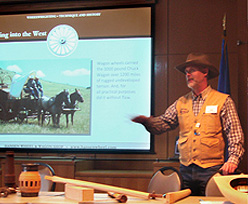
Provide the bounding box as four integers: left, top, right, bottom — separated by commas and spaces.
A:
35, 77, 43, 98
23, 76, 39, 99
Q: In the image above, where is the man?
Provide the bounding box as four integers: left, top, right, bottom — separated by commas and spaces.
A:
132, 53, 244, 196
23, 76, 39, 99
35, 77, 43, 98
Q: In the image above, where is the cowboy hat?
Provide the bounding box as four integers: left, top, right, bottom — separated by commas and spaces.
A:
175, 53, 219, 80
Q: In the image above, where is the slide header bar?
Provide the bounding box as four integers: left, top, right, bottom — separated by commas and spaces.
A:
0, 7, 151, 41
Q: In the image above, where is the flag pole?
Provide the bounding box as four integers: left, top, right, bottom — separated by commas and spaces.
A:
222, 14, 227, 45
222, 14, 226, 36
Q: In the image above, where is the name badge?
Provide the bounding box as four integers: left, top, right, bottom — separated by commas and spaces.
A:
205, 105, 218, 114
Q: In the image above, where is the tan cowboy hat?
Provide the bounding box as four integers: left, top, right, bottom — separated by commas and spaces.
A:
175, 53, 219, 80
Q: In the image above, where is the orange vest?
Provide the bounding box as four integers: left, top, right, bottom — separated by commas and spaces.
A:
176, 89, 228, 168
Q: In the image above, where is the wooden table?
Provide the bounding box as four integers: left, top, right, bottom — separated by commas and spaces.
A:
175, 196, 232, 204
0, 192, 231, 204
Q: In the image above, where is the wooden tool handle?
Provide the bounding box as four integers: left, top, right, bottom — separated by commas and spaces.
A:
165, 189, 191, 204
108, 192, 128, 203
45, 176, 150, 199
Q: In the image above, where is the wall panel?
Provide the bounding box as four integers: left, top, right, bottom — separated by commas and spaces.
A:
168, 0, 237, 54
154, 0, 168, 55
237, 0, 248, 172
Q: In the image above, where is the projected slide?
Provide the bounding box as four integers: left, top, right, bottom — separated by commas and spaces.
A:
0, 7, 152, 152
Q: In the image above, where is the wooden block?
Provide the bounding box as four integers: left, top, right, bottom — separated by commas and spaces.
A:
65, 184, 94, 202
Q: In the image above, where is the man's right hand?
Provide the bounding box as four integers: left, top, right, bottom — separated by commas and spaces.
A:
131, 115, 150, 124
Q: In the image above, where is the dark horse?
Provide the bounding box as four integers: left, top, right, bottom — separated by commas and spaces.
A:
38, 90, 71, 127
62, 89, 84, 127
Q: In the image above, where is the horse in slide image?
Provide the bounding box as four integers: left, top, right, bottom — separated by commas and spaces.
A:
38, 90, 71, 127
62, 89, 84, 127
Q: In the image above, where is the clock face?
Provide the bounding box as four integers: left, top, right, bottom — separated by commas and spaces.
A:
47, 24, 79, 57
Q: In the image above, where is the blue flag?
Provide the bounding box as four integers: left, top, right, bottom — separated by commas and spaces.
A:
217, 38, 230, 94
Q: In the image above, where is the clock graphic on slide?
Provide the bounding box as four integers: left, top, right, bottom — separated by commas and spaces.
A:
47, 24, 78, 57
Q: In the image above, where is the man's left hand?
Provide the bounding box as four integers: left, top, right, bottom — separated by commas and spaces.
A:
220, 162, 238, 175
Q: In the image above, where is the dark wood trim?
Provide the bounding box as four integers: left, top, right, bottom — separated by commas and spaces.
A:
0, 0, 156, 14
